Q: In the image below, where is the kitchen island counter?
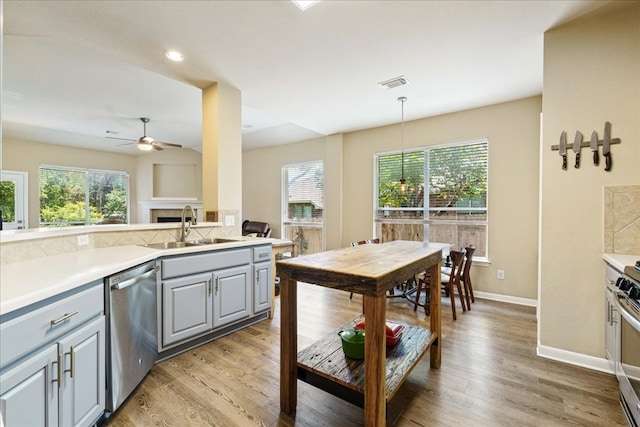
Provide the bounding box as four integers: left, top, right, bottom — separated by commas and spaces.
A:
277, 240, 446, 426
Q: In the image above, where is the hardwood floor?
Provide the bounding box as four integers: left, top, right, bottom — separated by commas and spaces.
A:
105, 283, 625, 426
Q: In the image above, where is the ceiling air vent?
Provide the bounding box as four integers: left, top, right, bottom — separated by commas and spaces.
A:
378, 76, 408, 90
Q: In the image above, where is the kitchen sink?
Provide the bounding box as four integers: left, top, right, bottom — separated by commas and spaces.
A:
142, 238, 236, 249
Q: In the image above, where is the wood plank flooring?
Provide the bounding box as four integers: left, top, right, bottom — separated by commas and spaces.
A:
105, 283, 626, 426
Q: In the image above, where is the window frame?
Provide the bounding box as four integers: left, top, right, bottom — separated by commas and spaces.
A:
373, 138, 489, 261
281, 159, 325, 255
39, 164, 130, 227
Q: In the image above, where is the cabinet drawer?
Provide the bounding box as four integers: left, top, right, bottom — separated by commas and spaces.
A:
253, 245, 272, 263
0, 283, 103, 369
161, 249, 251, 279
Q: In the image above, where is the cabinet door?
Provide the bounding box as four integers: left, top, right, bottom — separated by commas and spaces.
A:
213, 265, 252, 328
605, 289, 618, 372
0, 344, 59, 427
162, 272, 213, 348
59, 316, 105, 427
253, 261, 272, 314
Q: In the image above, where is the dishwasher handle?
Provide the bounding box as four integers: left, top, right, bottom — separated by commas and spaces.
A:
111, 266, 158, 290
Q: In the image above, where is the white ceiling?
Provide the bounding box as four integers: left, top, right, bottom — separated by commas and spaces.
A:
2, 0, 608, 155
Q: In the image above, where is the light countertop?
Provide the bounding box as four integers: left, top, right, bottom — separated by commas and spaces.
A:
0, 238, 280, 316
602, 253, 640, 272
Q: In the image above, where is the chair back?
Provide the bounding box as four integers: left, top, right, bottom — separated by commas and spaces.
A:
242, 221, 272, 238
448, 250, 465, 283
462, 245, 476, 280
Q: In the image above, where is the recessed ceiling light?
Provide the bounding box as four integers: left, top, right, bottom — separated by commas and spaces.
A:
292, 0, 320, 11
165, 50, 184, 62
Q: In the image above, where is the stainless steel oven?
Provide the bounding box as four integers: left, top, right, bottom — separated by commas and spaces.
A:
608, 263, 640, 427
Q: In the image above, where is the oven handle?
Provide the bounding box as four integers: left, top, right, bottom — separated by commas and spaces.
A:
613, 292, 640, 332
111, 266, 158, 290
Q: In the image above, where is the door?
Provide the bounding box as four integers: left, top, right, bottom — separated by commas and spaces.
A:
0, 344, 59, 427
213, 265, 252, 328
253, 261, 272, 314
59, 317, 105, 427
0, 170, 28, 230
162, 272, 213, 348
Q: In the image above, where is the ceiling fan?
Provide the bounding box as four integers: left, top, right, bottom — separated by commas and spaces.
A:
107, 117, 182, 151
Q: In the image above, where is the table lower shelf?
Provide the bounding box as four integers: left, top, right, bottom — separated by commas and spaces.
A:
296, 316, 437, 408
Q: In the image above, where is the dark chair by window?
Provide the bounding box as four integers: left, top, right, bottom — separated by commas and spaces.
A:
242, 220, 272, 238
412, 249, 466, 320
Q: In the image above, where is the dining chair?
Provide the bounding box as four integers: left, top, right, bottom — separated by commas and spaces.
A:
347, 238, 414, 301
349, 240, 373, 299
413, 249, 466, 320
442, 245, 476, 308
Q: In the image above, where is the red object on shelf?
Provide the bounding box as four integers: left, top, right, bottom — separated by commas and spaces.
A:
354, 319, 404, 347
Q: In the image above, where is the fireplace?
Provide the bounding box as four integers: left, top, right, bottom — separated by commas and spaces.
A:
139, 200, 203, 224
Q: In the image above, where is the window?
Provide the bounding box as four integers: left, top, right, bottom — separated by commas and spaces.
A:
39, 165, 129, 227
375, 139, 488, 258
282, 160, 323, 255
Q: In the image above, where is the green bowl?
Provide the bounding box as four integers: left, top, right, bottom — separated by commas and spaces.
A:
338, 329, 365, 359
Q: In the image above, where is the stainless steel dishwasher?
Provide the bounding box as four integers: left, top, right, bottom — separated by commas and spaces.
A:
105, 259, 158, 413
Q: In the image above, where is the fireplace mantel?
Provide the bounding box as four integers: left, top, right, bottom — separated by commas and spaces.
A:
139, 199, 204, 223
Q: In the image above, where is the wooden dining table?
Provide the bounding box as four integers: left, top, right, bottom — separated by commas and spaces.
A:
276, 240, 447, 426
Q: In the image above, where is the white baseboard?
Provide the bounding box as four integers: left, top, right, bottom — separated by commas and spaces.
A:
537, 343, 614, 374
473, 290, 537, 307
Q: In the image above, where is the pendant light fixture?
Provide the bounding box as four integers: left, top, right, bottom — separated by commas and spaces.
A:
398, 96, 407, 193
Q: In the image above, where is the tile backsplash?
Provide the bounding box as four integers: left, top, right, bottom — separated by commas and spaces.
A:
604, 185, 640, 254
0, 224, 237, 265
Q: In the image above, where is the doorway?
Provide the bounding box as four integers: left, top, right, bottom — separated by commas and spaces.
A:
0, 170, 28, 230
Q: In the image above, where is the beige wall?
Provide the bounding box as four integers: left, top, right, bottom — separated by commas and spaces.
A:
244, 96, 542, 300
343, 97, 541, 300
135, 148, 203, 222
242, 136, 332, 243
2, 137, 204, 226
540, 4, 640, 357
3, 138, 138, 227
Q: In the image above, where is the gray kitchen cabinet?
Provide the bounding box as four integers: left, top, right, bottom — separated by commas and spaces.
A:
59, 317, 105, 427
0, 344, 59, 427
253, 261, 272, 314
605, 263, 620, 372
0, 282, 105, 427
157, 245, 271, 354
213, 265, 252, 328
162, 272, 213, 348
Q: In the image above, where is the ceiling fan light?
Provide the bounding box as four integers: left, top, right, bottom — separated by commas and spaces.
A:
137, 143, 154, 151
164, 50, 184, 62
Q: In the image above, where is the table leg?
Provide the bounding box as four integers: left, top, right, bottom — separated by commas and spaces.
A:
280, 277, 297, 414
429, 260, 441, 368
363, 294, 386, 426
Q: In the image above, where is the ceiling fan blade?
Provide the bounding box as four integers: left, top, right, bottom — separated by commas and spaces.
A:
153, 141, 182, 148
116, 142, 136, 147
106, 135, 137, 142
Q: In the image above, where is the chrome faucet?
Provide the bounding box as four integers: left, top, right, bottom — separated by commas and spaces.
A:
180, 205, 197, 242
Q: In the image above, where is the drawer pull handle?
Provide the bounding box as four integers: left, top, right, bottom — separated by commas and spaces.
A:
51, 311, 79, 326
51, 354, 62, 389
64, 347, 75, 378
111, 266, 157, 290
259, 253, 270, 258
215, 277, 219, 295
